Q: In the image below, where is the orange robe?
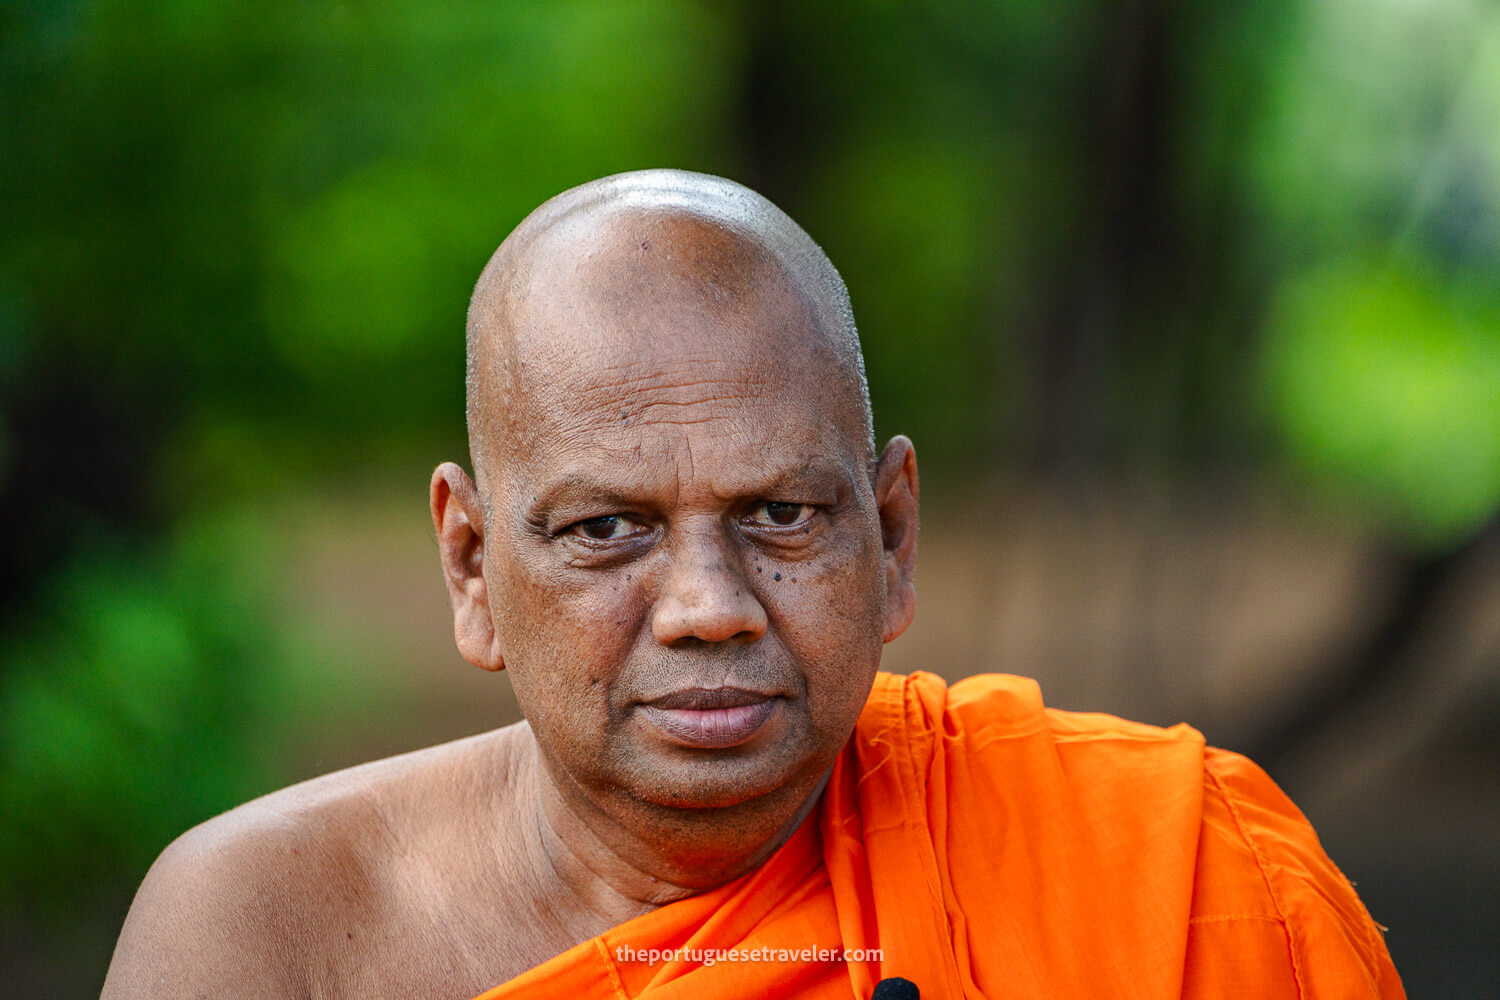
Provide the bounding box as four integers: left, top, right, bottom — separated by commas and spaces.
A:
474, 672, 1404, 999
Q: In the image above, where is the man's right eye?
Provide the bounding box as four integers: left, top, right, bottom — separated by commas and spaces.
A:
568, 515, 637, 541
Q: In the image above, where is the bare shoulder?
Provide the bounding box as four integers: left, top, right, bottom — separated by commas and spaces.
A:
103, 724, 532, 1000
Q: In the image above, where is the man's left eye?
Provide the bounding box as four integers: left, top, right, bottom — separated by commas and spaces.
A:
748, 502, 816, 528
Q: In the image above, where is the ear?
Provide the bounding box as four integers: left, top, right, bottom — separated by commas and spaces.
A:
430, 462, 505, 672
873, 435, 919, 643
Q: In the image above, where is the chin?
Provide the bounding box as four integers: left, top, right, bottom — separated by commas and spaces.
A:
622, 750, 822, 812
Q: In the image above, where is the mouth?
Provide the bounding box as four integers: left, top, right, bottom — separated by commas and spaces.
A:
637, 687, 780, 749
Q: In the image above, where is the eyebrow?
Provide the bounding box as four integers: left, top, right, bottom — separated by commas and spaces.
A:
749, 460, 850, 497
521, 475, 642, 529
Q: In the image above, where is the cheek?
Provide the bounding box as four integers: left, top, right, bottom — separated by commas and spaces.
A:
760, 534, 887, 709
489, 553, 648, 712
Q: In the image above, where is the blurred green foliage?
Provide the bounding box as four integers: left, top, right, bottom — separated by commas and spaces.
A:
1265, 259, 1500, 546
0, 0, 1497, 994
1252, 0, 1500, 544
0, 512, 309, 913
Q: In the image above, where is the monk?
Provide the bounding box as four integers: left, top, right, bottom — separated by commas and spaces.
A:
102, 170, 1404, 999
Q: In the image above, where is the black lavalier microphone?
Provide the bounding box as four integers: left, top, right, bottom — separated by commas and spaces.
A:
871, 976, 919, 999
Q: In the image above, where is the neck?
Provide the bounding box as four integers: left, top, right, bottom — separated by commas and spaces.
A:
520, 729, 827, 923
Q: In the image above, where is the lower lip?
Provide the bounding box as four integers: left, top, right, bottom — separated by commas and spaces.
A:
638, 700, 778, 749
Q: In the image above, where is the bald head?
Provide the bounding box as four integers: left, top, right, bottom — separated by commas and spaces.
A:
464, 170, 873, 493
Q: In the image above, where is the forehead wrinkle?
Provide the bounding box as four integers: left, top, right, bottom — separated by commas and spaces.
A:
520, 390, 813, 473
571, 372, 781, 423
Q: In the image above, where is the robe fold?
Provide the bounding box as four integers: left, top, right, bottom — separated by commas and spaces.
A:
473, 672, 1404, 999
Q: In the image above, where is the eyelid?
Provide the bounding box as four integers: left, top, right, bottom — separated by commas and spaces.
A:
742, 501, 821, 529
558, 512, 651, 540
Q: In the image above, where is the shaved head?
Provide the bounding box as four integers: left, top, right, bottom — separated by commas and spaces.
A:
464, 170, 873, 498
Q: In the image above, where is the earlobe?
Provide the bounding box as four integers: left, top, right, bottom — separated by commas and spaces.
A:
430, 462, 506, 672
873, 436, 919, 643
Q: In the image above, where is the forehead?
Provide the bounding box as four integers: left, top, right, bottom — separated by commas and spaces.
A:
511, 208, 816, 341
481, 210, 863, 484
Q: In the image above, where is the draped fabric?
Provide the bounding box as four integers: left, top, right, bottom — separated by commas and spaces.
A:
474, 672, 1404, 999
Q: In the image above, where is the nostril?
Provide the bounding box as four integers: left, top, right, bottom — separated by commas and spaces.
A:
651, 583, 769, 646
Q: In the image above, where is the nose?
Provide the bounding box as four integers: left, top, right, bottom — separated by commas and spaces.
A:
651, 526, 768, 646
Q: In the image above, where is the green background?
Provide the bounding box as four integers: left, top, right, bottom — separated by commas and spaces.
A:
3, 1, 1497, 995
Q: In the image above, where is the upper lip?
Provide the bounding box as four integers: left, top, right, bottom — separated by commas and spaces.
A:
643, 686, 776, 711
